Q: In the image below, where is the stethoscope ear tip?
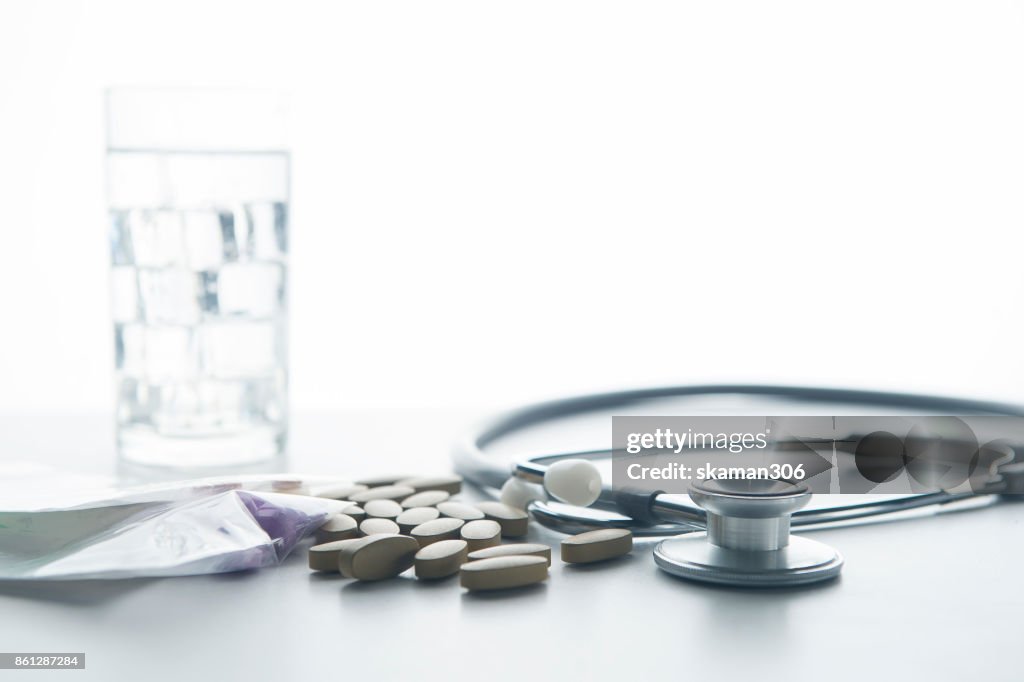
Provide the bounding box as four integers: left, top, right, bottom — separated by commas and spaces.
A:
500, 476, 548, 510
543, 458, 603, 507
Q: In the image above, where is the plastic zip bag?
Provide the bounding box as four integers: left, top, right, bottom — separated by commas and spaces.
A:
0, 468, 350, 580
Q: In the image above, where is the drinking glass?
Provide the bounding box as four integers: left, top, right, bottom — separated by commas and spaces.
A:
106, 89, 289, 467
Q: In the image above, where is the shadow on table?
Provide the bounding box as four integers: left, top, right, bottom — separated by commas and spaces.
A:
0, 578, 158, 606
0, 563, 274, 606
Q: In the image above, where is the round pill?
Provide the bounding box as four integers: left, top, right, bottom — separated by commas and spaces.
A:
544, 459, 602, 507
349, 485, 417, 504
560, 528, 633, 564
355, 474, 415, 487
397, 475, 462, 495
460, 555, 548, 591
410, 517, 465, 547
460, 520, 502, 552
308, 539, 362, 572
400, 490, 451, 509
338, 534, 419, 581
467, 543, 552, 566
360, 518, 401, 536
364, 499, 403, 519
414, 539, 468, 579
315, 483, 369, 500
342, 504, 366, 523
475, 501, 530, 537
396, 507, 441, 534
315, 514, 359, 543
436, 501, 485, 521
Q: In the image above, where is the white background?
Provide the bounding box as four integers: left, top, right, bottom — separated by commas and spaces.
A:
2, 1, 1024, 413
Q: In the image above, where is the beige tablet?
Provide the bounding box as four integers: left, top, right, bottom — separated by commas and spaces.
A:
315, 514, 359, 543
410, 517, 465, 547
460, 556, 548, 591
467, 543, 552, 566
359, 518, 401, 536
338, 534, 419, 581
560, 529, 633, 564
414, 539, 469, 579
460, 520, 502, 552
396, 507, 441, 534
475, 501, 530, 537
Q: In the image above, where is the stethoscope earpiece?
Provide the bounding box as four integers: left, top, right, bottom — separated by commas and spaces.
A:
542, 459, 602, 507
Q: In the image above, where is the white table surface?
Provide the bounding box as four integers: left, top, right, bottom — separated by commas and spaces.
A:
0, 411, 1021, 682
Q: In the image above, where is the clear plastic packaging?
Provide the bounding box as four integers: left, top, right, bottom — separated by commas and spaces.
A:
0, 467, 351, 580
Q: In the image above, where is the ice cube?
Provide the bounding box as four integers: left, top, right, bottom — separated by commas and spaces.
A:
150, 381, 203, 435
272, 203, 288, 254
140, 379, 255, 436
114, 323, 146, 376
242, 374, 286, 423
117, 377, 156, 426
245, 202, 288, 261
197, 379, 245, 421
137, 268, 201, 325
110, 266, 140, 322
109, 210, 135, 265
183, 210, 225, 270
217, 262, 284, 318
144, 325, 197, 381
219, 208, 240, 261
199, 320, 281, 378
219, 206, 254, 262
197, 270, 220, 316
194, 379, 248, 429
128, 210, 186, 267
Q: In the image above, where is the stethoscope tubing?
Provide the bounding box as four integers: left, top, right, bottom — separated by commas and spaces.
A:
453, 384, 1024, 535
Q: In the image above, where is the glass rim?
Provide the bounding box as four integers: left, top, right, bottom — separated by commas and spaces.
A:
105, 87, 288, 153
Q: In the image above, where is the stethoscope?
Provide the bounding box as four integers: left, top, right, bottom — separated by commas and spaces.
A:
453, 385, 1024, 587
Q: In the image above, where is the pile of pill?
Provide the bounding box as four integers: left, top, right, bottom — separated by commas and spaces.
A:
307, 473, 633, 591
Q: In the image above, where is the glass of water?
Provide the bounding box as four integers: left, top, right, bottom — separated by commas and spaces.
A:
106, 89, 289, 467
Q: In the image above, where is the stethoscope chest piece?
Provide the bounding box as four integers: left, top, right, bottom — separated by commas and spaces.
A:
653, 479, 844, 587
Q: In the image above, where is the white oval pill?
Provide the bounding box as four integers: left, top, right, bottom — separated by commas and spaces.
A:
460, 555, 548, 591
499, 477, 548, 510
460, 520, 502, 552
400, 490, 450, 509
467, 543, 552, 566
308, 539, 362, 572
364, 499, 403, 519
349, 485, 417, 504
315, 514, 359, 543
560, 528, 633, 564
475, 501, 530, 537
396, 507, 441, 534
544, 459, 602, 507
338, 534, 419, 581
410, 517, 465, 547
397, 475, 462, 495
414, 539, 468, 579
436, 501, 485, 521
360, 517, 401, 536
